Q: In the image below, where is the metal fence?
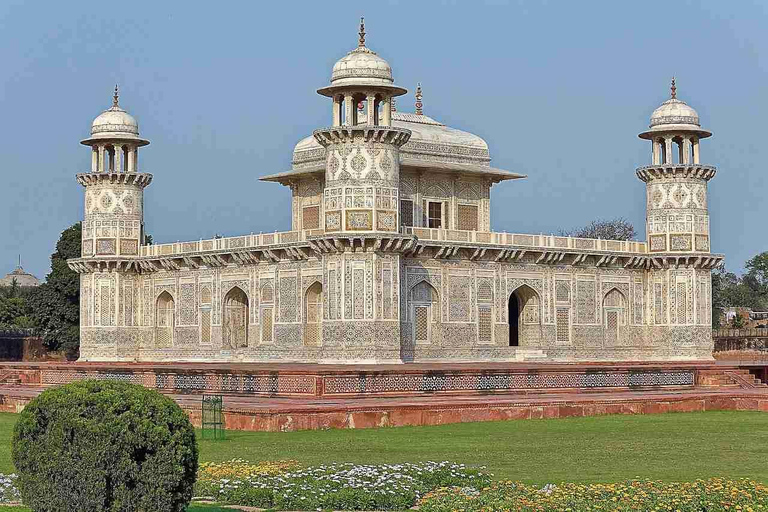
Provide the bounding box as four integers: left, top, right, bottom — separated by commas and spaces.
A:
713, 328, 768, 339
714, 338, 768, 353
201, 394, 224, 440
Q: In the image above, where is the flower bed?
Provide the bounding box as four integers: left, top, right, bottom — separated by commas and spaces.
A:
418, 478, 768, 511
0, 474, 20, 504
5, 459, 768, 511
194, 460, 491, 510
198, 459, 301, 480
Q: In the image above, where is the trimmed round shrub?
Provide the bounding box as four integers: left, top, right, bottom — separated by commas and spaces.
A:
12, 379, 198, 512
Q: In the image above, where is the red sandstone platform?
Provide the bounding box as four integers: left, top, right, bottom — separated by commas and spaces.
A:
0, 361, 765, 431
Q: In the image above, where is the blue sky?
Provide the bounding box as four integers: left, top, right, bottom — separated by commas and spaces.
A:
1, 0, 766, 280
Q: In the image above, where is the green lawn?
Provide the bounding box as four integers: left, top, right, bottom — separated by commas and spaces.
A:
1, 410, 767, 485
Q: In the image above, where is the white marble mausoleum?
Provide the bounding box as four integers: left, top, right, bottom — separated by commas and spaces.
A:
69, 20, 723, 363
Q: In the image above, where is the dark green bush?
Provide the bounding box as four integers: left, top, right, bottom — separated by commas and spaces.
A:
12, 379, 198, 512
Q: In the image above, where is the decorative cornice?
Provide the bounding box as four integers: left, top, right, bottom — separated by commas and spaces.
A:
76, 172, 153, 188
636, 164, 716, 183
649, 115, 699, 128
331, 68, 392, 81
91, 123, 139, 135
67, 230, 723, 275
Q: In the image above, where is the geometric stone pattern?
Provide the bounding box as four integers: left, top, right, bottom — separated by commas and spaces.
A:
323, 369, 695, 394
38, 367, 695, 398
40, 369, 317, 395
74, 257, 716, 363
556, 307, 570, 343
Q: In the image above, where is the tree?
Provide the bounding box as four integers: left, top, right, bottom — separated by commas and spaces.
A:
28, 223, 81, 357
744, 252, 768, 308
711, 256, 768, 328
560, 217, 636, 241
0, 297, 33, 329
13, 380, 198, 512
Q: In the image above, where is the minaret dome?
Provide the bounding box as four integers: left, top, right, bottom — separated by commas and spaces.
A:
317, 18, 407, 127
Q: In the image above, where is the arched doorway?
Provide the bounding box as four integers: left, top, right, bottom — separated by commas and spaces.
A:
411, 281, 438, 344
155, 291, 175, 347
603, 288, 627, 344
224, 287, 249, 349
508, 285, 540, 347
508, 295, 520, 347
304, 282, 322, 346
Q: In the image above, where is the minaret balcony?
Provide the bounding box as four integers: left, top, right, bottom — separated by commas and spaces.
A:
636, 164, 716, 183
313, 125, 411, 147
76, 172, 153, 188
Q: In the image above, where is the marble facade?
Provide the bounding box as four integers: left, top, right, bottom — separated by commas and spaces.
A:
69, 24, 722, 363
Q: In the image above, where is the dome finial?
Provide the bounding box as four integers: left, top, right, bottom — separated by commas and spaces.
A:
670, 76, 676, 99
358, 17, 366, 47
113, 84, 119, 107
415, 82, 423, 115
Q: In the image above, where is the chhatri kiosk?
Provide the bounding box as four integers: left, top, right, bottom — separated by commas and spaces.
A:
69, 20, 722, 365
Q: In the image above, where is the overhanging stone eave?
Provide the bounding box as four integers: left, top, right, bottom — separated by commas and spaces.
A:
260, 158, 527, 184
400, 158, 526, 181
260, 165, 324, 184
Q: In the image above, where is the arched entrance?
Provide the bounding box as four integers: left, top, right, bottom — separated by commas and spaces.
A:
508, 285, 540, 347
155, 291, 175, 347
304, 282, 322, 346
508, 295, 520, 346
603, 288, 627, 344
411, 281, 438, 344
224, 287, 249, 349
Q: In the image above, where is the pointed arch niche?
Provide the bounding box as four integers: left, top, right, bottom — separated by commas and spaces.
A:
411, 280, 439, 344
508, 285, 541, 347
155, 291, 175, 347
223, 287, 249, 349
304, 281, 323, 346
603, 288, 628, 344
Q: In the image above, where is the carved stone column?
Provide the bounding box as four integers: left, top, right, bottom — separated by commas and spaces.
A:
127, 145, 135, 172
344, 93, 354, 127
98, 145, 106, 173
381, 97, 391, 126
366, 93, 376, 125
114, 144, 123, 173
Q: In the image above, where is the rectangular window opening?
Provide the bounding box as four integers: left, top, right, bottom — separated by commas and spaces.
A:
428, 201, 442, 229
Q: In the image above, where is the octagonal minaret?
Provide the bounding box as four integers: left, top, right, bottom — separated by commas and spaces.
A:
78, 87, 152, 258
313, 18, 411, 234
637, 79, 716, 254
